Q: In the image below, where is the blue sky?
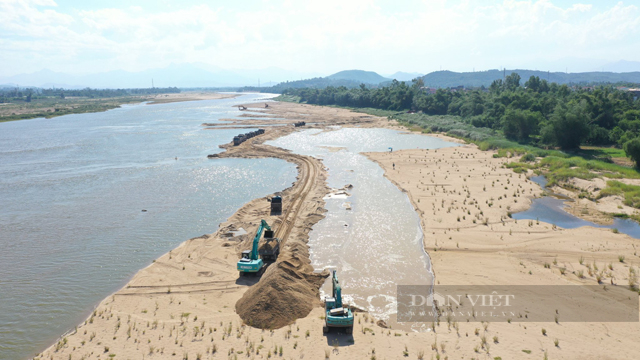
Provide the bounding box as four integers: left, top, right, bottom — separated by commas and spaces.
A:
1, 0, 639, 77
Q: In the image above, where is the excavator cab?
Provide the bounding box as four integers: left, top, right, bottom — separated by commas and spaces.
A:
237, 220, 270, 275
323, 270, 354, 334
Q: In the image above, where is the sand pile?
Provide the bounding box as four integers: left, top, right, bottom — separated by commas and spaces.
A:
236, 239, 328, 329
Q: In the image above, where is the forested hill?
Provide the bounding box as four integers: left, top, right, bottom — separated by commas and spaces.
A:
240, 70, 393, 92
241, 77, 363, 93
326, 70, 391, 84
423, 70, 640, 88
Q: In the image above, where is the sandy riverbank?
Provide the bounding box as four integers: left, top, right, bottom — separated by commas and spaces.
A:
36, 102, 389, 359
38, 101, 640, 360
364, 144, 640, 359
147, 92, 239, 105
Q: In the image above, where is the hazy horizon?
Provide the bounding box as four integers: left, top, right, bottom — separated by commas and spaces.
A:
1, 0, 640, 81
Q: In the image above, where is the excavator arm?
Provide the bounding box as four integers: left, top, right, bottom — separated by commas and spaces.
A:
332, 270, 343, 308
250, 220, 271, 260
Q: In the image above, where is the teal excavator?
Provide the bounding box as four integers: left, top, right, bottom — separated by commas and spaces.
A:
323, 270, 354, 334
237, 220, 280, 275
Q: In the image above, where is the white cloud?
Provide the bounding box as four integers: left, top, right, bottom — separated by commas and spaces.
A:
0, 0, 639, 77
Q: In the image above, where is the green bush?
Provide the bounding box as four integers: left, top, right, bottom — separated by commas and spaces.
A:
521, 153, 536, 162
623, 137, 640, 167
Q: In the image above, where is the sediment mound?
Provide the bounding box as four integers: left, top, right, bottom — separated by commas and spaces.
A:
236, 240, 328, 329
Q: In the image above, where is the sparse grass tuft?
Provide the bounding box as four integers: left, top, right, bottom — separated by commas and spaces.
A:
629, 267, 638, 291
599, 181, 640, 209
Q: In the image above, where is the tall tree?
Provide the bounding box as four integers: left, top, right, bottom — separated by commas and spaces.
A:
542, 101, 591, 149
624, 137, 640, 167
505, 73, 521, 91
501, 109, 540, 141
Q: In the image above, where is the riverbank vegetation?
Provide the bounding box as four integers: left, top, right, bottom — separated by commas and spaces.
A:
0, 87, 180, 122
280, 74, 640, 160
278, 76, 640, 213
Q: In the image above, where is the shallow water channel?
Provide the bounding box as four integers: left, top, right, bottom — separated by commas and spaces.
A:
268, 128, 459, 329
513, 176, 640, 238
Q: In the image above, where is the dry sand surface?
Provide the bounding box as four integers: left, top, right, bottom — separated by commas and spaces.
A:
364, 145, 640, 359
39, 101, 640, 360
147, 92, 238, 105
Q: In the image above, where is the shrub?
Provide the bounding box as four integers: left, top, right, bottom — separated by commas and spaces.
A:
521, 153, 536, 162
623, 137, 640, 167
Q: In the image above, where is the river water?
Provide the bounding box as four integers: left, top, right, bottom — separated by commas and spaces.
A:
268, 128, 459, 329
0, 94, 298, 359
513, 176, 640, 239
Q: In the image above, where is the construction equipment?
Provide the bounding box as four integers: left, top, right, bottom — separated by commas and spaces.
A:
232, 129, 265, 146
323, 270, 354, 334
270, 196, 282, 214
258, 228, 280, 261
237, 220, 276, 275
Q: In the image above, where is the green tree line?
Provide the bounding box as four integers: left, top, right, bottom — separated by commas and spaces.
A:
284, 75, 640, 162
0, 87, 180, 103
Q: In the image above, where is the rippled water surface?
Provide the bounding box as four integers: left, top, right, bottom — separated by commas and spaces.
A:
0, 94, 297, 359
268, 128, 459, 328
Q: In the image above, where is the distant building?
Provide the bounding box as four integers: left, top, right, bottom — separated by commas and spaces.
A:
421, 87, 437, 94
629, 88, 640, 101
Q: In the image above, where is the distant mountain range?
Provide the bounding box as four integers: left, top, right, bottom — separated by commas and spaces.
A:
599, 60, 640, 73
2, 63, 640, 90
326, 70, 391, 84
249, 69, 640, 93
0, 63, 322, 89
242, 70, 423, 92
421, 69, 640, 88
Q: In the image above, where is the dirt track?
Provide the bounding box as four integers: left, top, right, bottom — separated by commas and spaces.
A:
37, 101, 393, 359
210, 110, 332, 328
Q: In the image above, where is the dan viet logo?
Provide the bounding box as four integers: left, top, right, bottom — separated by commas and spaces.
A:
398, 285, 639, 323
399, 290, 519, 321
410, 291, 516, 308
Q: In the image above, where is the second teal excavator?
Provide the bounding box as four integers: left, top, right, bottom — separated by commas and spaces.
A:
323, 270, 354, 334
237, 219, 280, 275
